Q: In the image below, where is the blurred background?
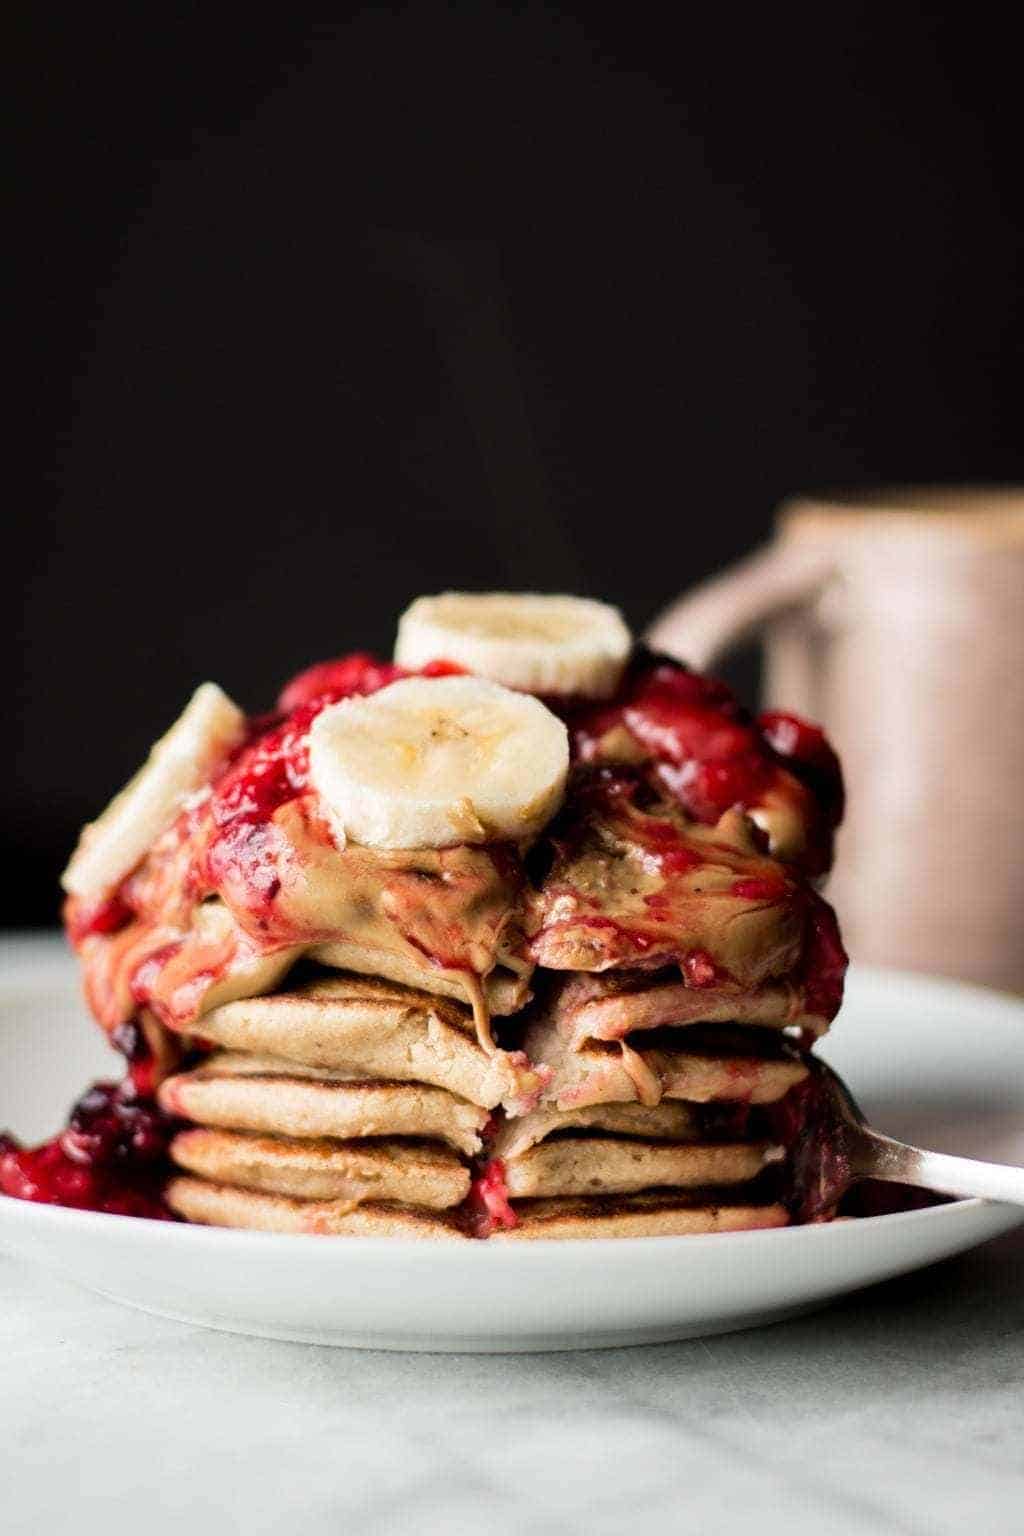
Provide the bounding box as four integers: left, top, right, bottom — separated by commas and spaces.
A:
8, 6, 1024, 928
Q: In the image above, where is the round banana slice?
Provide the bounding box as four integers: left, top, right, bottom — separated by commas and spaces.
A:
394, 592, 632, 698
62, 683, 246, 901
308, 675, 569, 850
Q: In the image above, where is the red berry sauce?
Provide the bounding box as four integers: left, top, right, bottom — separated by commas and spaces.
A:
564, 651, 843, 877
680, 949, 719, 987
66, 891, 135, 945
0, 1077, 177, 1220
277, 653, 463, 718
799, 894, 848, 1023
466, 1159, 517, 1238
758, 710, 845, 829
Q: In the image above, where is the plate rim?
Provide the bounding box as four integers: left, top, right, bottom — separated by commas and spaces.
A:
3, 1180, 1022, 1261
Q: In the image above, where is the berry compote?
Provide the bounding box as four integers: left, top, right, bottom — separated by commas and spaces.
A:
0, 1076, 177, 1220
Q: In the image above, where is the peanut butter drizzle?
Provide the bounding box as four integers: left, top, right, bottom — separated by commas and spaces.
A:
69, 782, 529, 1042
617, 1039, 663, 1107
462, 970, 496, 1054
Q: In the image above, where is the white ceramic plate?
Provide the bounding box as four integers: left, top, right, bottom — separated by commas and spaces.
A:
2, 933, 1022, 1352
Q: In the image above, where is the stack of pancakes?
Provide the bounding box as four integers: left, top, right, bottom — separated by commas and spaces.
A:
155, 962, 814, 1240
58, 603, 846, 1241
151, 732, 840, 1241
158, 973, 546, 1239
483, 977, 811, 1239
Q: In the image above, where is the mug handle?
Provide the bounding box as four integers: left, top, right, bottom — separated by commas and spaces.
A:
645, 541, 835, 670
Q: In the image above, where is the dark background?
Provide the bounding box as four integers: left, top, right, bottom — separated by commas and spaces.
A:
9, 6, 1023, 925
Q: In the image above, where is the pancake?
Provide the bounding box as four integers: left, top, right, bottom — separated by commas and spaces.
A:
492, 1192, 790, 1240
549, 969, 828, 1050
491, 1100, 701, 1160
499, 1137, 776, 1199
193, 974, 547, 1113
526, 1011, 809, 1111
159, 1055, 488, 1155
170, 1127, 470, 1207
309, 942, 531, 1016
165, 1176, 468, 1237
174, 1051, 377, 1079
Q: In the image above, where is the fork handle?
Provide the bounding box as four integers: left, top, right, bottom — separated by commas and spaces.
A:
858, 1130, 1024, 1208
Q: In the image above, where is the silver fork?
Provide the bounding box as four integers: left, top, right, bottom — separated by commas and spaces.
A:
791, 1060, 1024, 1219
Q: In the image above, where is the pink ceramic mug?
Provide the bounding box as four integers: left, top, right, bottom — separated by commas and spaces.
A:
648, 488, 1024, 992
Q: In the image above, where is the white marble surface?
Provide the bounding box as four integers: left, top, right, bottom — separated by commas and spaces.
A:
4, 1227, 1024, 1536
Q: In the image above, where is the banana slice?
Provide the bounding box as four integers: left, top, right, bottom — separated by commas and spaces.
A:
308, 674, 569, 850
394, 592, 632, 698
62, 683, 246, 901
